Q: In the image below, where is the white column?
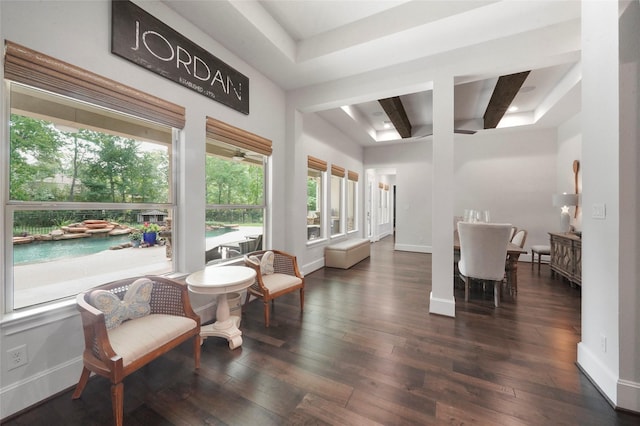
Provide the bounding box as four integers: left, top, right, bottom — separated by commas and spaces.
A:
578, 0, 619, 400
617, 0, 640, 413
429, 74, 455, 317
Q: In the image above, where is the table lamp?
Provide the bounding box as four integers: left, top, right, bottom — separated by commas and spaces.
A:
552, 193, 580, 232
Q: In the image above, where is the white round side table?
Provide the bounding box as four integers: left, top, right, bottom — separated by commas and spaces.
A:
186, 265, 256, 349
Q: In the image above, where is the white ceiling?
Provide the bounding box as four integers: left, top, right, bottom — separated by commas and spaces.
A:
162, 0, 582, 146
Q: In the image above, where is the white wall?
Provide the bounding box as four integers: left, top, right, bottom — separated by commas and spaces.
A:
455, 128, 558, 254
364, 127, 559, 257
366, 142, 432, 252
0, 0, 286, 418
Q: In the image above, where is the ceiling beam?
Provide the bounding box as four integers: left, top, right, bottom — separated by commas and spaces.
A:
378, 96, 412, 138
483, 71, 531, 129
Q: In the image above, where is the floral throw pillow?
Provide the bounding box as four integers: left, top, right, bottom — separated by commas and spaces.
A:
89, 278, 153, 329
260, 251, 275, 275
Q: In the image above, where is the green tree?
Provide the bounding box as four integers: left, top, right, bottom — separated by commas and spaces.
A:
59, 131, 91, 202
9, 114, 63, 201
206, 157, 248, 204
81, 131, 139, 203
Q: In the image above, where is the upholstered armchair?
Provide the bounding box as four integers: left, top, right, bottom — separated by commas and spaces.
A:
72, 276, 201, 426
457, 222, 512, 307
243, 250, 304, 327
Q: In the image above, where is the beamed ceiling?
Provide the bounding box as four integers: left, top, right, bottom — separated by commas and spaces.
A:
162, 0, 582, 146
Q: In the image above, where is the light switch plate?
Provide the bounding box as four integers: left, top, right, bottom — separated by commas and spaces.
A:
592, 203, 606, 219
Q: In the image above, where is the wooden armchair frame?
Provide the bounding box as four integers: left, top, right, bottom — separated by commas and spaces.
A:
72, 276, 201, 426
243, 250, 304, 327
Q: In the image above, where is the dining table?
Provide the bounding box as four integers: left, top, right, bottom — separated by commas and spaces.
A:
454, 233, 527, 294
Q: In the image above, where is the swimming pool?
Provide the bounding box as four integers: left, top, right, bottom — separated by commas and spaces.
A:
13, 235, 132, 265
13, 228, 235, 265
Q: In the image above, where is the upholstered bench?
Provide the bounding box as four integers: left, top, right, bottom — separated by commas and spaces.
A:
325, 238, 371, 269
531, 245, 551, 272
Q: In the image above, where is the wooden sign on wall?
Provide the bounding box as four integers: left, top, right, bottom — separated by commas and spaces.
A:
111, 1, 249, 115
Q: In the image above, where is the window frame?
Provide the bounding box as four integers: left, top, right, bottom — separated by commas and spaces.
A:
346, 170, 358, 234
205, 117, 271, 260
3, 43, 185, 313
307, 156, 327, 244
5, 93, 179, 312
330, 164, 345, 238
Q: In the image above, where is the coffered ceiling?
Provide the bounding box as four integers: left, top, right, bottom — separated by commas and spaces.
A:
162, 0, 582, 146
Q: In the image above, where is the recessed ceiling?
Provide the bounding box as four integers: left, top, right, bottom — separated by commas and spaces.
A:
162, 0, 582, 146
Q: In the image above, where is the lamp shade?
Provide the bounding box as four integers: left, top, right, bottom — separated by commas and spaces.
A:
552, 193, 580, 207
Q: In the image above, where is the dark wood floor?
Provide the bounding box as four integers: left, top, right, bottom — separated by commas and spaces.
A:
5, 236, 639, 425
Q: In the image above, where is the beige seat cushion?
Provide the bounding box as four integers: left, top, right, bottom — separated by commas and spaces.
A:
107, 314, 197, 367
531, 245, 551, 254
262, 273, 303, 294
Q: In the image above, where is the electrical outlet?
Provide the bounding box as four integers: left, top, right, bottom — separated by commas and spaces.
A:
7, 344, 28, 370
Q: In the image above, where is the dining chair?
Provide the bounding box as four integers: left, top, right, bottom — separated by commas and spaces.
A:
511, 229, 527, 248
509, 226, 518, 241
505, 229, 527, 294
457, 222, 512, 307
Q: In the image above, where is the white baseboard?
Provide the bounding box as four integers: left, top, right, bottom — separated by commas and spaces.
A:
577, 342, 618, 406
395, 243, 431, 253
429, 291, 455, 317
1, 356, 83, 420
617, 378, 640, 413
303, 258, 325, 276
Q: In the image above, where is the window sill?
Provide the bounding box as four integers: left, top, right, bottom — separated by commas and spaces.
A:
1, 298, 77, 336
306, 237, 327, 247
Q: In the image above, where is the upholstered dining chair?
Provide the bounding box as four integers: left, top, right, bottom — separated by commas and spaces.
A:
511, 229, 528, 248
509, 226, 518, 242
457, 222, 512, 307
243, 250, 304, 327
505, 229, 527, 294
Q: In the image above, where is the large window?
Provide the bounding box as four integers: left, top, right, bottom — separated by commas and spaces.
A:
205, 117, 270, 262
7, 84, 175, 310
307, 156, 327, 241
330, 165, 345, 237
347, 171, 358, 232
4, 43, 183, 311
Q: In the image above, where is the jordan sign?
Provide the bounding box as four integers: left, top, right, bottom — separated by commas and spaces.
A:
111, 1, 249, 115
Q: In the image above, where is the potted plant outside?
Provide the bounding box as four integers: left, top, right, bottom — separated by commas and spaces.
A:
141, 222, 161, 246
129, 230, 142, 248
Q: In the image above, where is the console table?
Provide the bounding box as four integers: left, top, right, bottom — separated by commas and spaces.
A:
549, 232, 581, 286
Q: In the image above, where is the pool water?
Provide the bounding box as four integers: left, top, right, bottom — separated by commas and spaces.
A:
13, 228, 235, 265
13, 235, 132, 265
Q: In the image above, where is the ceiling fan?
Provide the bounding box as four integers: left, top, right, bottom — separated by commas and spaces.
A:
231, 149, 264, 163
232, 150, 247, 161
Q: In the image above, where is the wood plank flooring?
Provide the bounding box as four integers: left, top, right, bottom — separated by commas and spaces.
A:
5, 236, 639, 425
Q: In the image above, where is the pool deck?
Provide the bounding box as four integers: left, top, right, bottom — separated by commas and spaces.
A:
14, 245, 171, 308
13, 226, 262, 308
